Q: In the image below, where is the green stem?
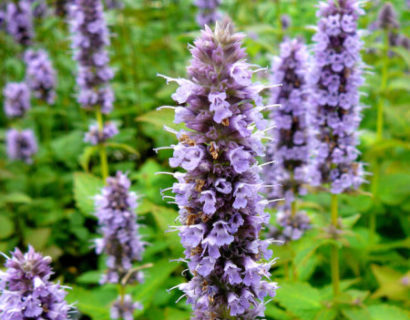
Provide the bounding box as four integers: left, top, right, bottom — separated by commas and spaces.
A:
96, 109, 109, 181
330, 194, 339, 297
376, 31, 389, 141
291, 199, 297, 218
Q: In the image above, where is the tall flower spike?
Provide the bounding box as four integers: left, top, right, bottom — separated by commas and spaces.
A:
377, 2, 399, 30
69, 0, 114, 113
163, 22, 277, 319
6, 129, 38, 164
3, 82, 31, 118
264, 38, 310, 208
24, 49, 57, 104
0, 246, 70, 320
309, 0, 365, 194
5, 1, 34, 46
194, 0, 222, 27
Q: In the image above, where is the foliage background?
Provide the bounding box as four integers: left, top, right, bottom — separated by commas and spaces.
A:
0, 0, 409, 319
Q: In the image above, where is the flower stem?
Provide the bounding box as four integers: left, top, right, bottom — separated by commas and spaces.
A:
376, 31, 389, 141
96, 109, 109, 181
330, 194, 339, 297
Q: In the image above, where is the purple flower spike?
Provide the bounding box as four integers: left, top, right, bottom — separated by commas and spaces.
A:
6, 129, 37, 164
3, 82, 31, 118
0, 246, 70, 320
24, 49, 57, 104
377, 2, 399, 30
309, 0, 365, 194
84, 122, 118, 145
269, 210, 311, 244
194, 0, 222, 27
5, 1, 34, 46
163, 22, 277, 319
110, 294, 142, 320
69, 0, 114, 113
94, 171, 145, 285
264, 38, 310, 208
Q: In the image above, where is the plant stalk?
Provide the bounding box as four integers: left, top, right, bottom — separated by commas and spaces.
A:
96, 109, 109, 181
330, 194, 339, 296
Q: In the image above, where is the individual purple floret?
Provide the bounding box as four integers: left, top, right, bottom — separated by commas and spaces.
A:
264, 38, 310, 208
280, 14, 291, 30
84, 122, 118, 145
110, 294, 142, 320
309, 0, 365, 194
194, 0, 222, 27
162, 22, 277, 319
69, 0, 114, 113
24, 49, 57, 104
3, 82, 31, 118
5, 1, 34, 46
94, 171, 145, 285
0, 246, 70, 320
6, 129, 38, 164
269, 210, 311, 244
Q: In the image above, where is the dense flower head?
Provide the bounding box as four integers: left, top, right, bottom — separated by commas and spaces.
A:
94, 171, 145, 285
269, 210, 311, 244
0, 246, 70, 320
163, 22, 277, 319
377, 2, 399, 30
3, 82, 31, 118
309, 0, 365, 194
264, 38, 310, 208
110, 294, 142, 320
24, 49, 57, 104
6, 129, 38, 164
5, 1, 34, 46
84, 122, 118, 145
69, 0, 114, 113
194, 0, 222, 27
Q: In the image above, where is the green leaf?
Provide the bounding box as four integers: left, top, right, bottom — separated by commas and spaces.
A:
76, 270, 102, 284
79, 146, 99, 172
73, 172, 104, 216
136, 108, 184, 131
106, 142, 140, 157
265, 304, 290, 320
391, 46, 410, 67
314, 308, 337, 320
163, 307, 191, 320
378, 174, 410, 206
24, 227, 51, 250
0, 215, 14, 239
51, 131, 85, 168
341, 308, 371, 320
367, 304, 410, 320
0, 192, 32, 205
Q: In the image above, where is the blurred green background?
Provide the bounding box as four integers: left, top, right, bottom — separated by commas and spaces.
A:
0, 0, 409, 319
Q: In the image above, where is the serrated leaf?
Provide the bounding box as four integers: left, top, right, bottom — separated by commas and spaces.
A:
73, 172, 104, 216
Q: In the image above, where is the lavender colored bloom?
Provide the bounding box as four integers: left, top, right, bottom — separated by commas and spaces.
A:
110, 294, 142, 320
280, 14, 291, 30
24, 49, 57, 104
264, 38, 310, 208
0, 246, 70, 320
84, 122, 118, 145
269, 210, 311, 244
69, 0, 114, 113
309, 0, 365, 194
3, 82, 31, 118
163, 23, 277, 319
94, 171, 145, 285
377, 2, 399, 30
194, 0, 222, 27
6, 129, 38, 164
5, 1, 34, 46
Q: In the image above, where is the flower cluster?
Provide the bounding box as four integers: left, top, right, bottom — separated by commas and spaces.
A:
269, 210, 311, 244
194, 0, 222, 27
84, 122, 118, 145
110, 295, 142, 320
3, 82, 31, 118
164, 23, 277, 319
6, 129, 38, 164
377, 2, 399, 30
309, 0, 365, 194
24, 49, 57, 104
94, 171, 145, 284
69, 0, 114, 113
264, 38, 310, 208
5, 1, 34, 46
0, 246, 70, 320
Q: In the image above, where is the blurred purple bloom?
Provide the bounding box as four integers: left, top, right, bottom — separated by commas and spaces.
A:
69, 0, 114, 113
6, 129, 37, 164
164, 22, 277, 319
0, 246, 70, 320
309, 0, 365, 194
5, 1, 34, 46
280, 14, 291, 30
377, 2, 399, 30
269, 210, 311, 244
194, 0, 222, 27
84, 122, 118, 145
24, 49, 57, 104
3, 82, 31, 118
110, 294, 142, 320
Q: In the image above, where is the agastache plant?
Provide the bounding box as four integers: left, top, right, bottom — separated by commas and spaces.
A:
160, 22, 277, 319
3, 82, 31, 118
94, 171, 145, 319
24, 49, 57, 104
0, 246, 70, 319
309, 0, 365, 296
194, 0, 222, 27
5, 0, 34, 46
